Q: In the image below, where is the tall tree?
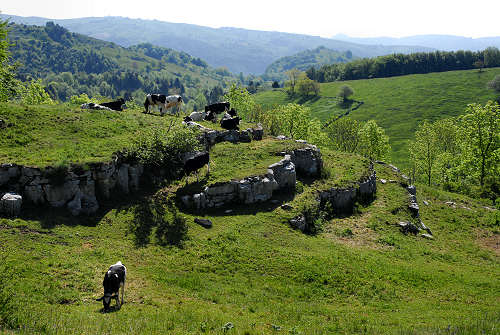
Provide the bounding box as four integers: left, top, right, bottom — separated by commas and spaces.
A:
338, 85, 354, 102
358, 120, 390, 161
458, 102, 499, 187
285, 69, 302, 95
410, 120, 439, 186
0, 18, 19, 101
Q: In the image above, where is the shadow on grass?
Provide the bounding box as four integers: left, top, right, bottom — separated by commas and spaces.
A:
296, 95, 321, 104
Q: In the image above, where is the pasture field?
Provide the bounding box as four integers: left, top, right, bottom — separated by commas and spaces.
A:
0, 103, 254, 167
1, 141, 499, 334
254, 67, 500, 166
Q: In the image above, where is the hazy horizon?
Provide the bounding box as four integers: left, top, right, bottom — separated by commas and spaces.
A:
2, 0, 500, 39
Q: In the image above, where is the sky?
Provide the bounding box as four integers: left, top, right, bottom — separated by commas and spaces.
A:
2, 0, 500, 38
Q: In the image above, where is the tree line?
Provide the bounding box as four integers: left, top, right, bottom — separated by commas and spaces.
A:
307, 48, 500, 83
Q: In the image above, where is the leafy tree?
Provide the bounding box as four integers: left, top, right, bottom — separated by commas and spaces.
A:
20, 79, 54, 105
324, 118, 361, 153
272, 81, 280, 89
358, 120, 391, 161
410, 120, 438, 186
285, 69, 302, 95
338, 85, 354, 102
458, 101, 499, 187
0, 18, 19, 102
223, 84, 257, 120
296, 73, 320, 96
487, 74, 500, 101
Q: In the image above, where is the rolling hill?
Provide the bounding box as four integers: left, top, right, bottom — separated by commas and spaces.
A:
254, 67, 500, 166
0, 100, 498, 334
6, 22, 235, 106
263, 46, 354, 82
1, 14, 434, 75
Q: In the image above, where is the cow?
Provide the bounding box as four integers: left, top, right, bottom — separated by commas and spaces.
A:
183, 151, 210, 183
205, 101, 230, 114
223, 108, 238, 119
220, 116, 241, 131
183, 115, 193, 123
204, 110, 217, 122
144, 94, 183, 116
188, 111, 207, 122
100, 98, 125, 111
96, 261, 126, 311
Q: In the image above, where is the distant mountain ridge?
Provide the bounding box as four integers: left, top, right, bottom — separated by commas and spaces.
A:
332, 34, 500, 51
0, 14, 433, 75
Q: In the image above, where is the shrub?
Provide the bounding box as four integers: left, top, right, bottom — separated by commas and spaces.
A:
20, 79, 55, 105
130, 125, 201, 179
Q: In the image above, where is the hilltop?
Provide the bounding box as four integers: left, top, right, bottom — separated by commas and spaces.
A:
254, 67, 500, 166
1, 14, 433, 74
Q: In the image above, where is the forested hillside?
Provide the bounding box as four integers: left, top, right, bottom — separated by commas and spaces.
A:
6, 22, 235, 108
1, 14, 434, 74
263, 46, 353, 82
308, 48, 500, 82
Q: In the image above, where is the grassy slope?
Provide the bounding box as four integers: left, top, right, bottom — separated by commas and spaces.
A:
254, 68, 500, 166
1, 159, 498, 334
0, 103, 180, 166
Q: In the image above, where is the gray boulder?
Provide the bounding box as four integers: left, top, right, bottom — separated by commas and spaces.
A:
0, 192, 22, 217
268, 155, 296, 190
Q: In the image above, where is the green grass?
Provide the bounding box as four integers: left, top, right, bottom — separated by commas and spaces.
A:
0, 102, 189, 167
1, 145, 498, 334
254, 67, 500, 167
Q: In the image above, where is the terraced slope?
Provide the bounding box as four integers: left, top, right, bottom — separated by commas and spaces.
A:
254, 68, 500, 166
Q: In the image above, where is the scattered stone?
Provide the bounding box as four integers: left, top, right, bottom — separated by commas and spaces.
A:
271, 199, 280, 204
420, 233, 434, 240
419, 220, 432, 235
398, 221, 420, 235
380, 179, 387, 184
460, 205, 472, 211
194, 218, 212, 228
0, 192, 22, 217
281, 203, 293, 210
482, 206, 495, 211
445, 201, 457, 208
276, 135, 287, 140
80, 102, 113, 111
224, 209, 233, 214
407, 185, 416, 196
290, 215, 306, 231
388, 179, 397, 183
423, 200, 429, 206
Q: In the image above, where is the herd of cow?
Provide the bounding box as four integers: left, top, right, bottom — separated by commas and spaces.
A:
100, 94, 241, 131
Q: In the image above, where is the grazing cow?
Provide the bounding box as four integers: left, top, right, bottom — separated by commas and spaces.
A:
227, 108, 238, 117
96, 261, 126, 311
183, 115, 193, 123
189, 111, 207, 121
204, 110, 217, 122
183, 151, 210, 183
220, 116, 241, 131
205, 101, 230, 114
144, 94, 183, 115
100, 98, 125, 111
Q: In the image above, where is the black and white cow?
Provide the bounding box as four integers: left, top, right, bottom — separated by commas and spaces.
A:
220, 116, 241, 131
96, 261, 126, 311
205, 101, 230, 114
100, 98, 125, 111
144, 94, 183, 115
204, 110, 217, 122
183, 151, 210, 183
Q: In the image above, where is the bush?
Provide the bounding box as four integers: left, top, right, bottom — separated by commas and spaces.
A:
20, 79, 55, 105
69, 93, 98, 105
130, 125, 201, 179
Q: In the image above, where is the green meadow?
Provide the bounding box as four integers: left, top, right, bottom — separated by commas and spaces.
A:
254, 68, 500, 166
